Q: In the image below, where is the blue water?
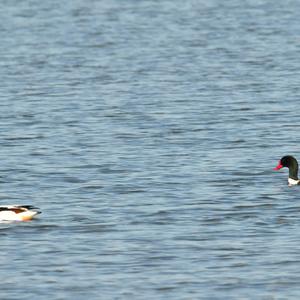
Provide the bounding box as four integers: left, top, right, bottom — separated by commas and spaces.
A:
1, 0, 300, 299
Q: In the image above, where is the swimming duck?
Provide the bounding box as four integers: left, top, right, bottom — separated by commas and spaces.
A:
274, 155, 300, 186
0, 205, 40, 221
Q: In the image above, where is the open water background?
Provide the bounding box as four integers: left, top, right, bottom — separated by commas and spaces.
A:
1, 0, 300, 299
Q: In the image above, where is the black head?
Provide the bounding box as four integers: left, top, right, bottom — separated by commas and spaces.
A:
274, 155, 299, 180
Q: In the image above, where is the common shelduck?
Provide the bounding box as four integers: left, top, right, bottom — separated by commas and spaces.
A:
0, 205, 40, 221
274, 155, 300, 186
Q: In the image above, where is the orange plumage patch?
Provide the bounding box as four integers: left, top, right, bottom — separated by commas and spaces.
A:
10, 208, 26, 214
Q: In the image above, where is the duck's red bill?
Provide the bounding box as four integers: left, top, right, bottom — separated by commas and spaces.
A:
274, 162, 283, 170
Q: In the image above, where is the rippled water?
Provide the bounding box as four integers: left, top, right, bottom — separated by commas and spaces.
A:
1, 0, 300, 299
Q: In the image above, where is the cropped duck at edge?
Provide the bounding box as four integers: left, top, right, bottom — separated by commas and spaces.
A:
0, 205, 40, 221
274, 155, 300, 186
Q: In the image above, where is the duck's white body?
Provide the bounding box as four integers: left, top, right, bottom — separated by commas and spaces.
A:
0, 205, 40, 221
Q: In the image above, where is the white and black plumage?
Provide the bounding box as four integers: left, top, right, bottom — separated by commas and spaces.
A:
274, 155, 300, 186
0, 205, 40, 221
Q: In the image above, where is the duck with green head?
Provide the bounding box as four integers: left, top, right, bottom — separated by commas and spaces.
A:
274, 155, 300, 186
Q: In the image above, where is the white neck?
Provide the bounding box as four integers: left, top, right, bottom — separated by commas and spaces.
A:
288, 178, 299, 186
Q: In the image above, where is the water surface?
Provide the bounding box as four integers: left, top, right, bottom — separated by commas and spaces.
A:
1, 0, 300, 299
